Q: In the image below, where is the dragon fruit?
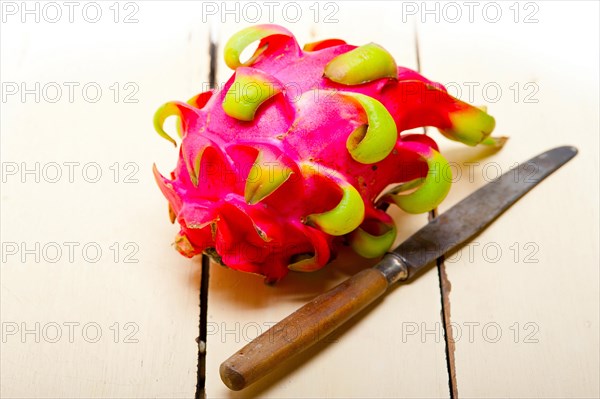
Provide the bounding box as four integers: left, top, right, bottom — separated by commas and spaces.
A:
153, 24, 500, 282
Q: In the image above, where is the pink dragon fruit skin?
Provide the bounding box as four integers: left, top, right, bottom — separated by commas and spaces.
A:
153, 25, 499, 283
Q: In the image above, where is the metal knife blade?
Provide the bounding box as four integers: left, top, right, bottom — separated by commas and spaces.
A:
377, 145, 578, 283
220, 146, 578, 391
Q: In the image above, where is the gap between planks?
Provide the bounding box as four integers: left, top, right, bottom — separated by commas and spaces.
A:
415, 24, 458, 399
196, 28, 218, 399
194, 24, 458, 399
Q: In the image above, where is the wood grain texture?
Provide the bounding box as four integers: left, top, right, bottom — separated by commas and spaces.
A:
1, 3, 452, 397
418, 2, 600, 397
220, 268, 389, 391
3, 1, 597, 398
1, 4, 210, 398
205, 249, 449, 398
205, 4, 450, 398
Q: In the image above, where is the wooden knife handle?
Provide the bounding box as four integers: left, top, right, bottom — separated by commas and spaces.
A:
220, 268, 390, 390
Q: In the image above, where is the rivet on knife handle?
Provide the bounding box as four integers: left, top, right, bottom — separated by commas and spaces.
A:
220, 146, 578, 391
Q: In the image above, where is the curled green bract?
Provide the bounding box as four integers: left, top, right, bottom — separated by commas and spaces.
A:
288, 222, 330, 272
288, 257, 320, 272
303, 38, 346, 52
481, 135, 509, 148
440, 106, 496, 146
341, 92, 398, 164
385, 146, 451, 214
324, 43, 398, 85
350, 220, 396, 259
306, 184, 364, 235
153, 101, 193, 146
301, 163, 365, 236
187, 148, 205, 187
287, 249, 321, 272
245, 150, 292, 205
224, 24, 292, 70
222, 67, 283, 121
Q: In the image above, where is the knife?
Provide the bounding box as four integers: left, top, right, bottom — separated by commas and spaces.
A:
220, 146, 578, 391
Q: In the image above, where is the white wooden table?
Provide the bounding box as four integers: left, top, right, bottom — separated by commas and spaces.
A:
1, 1, 598, 398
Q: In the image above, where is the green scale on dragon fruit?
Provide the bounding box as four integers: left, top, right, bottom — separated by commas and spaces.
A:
153, 24, 501, 283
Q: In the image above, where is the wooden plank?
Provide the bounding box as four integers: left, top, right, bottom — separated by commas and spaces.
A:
0, 3, 209, 397
417, 2, 599, 397
205, 3, 450, 397
0, 2, 474, 397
